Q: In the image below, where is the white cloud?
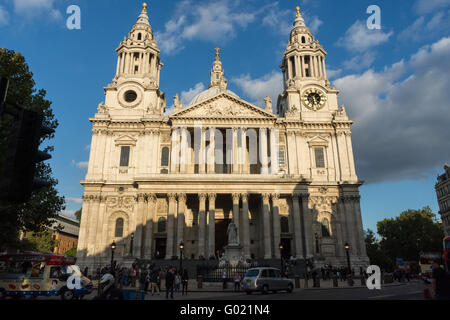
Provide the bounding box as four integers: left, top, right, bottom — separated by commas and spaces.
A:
413, 0, 450, 14
180, 82, 205, 105
308, 16, 323, 35
12, 0, 61, 20
60, 210, 77, 220
232, 71, 283, 108
398, 10, 450, 42
0, 6, 9, 25
337, 20, 393, 53
76, 161, 89, 170
326, 68, 342, 80
156, 0, 256, 55
66, 197, 83, 205
342, 52, 376, 71
334, 37, 450, 183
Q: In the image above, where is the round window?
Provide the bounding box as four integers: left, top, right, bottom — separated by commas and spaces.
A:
124, 90, 138, 103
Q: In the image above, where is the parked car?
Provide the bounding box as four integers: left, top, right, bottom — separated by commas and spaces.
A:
242, 267, 294, 295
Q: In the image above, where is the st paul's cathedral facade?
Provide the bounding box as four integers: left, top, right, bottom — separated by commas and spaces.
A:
77, 4, 370, 270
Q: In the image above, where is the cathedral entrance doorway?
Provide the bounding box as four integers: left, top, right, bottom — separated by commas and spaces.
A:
155, 238, 166, 260
281, 238, 292, 260
215, 219, 231, 257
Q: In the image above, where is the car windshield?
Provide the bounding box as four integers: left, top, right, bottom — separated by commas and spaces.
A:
245, 270, 260, 277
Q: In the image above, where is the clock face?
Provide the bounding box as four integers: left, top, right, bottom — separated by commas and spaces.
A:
302, 89, 327, 111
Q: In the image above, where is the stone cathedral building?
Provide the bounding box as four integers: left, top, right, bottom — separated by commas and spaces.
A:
77, 4, 369, 270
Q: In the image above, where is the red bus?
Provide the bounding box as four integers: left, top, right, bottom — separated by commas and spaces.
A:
444, 236, 450, 271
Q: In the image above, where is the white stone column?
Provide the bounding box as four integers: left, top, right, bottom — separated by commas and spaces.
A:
144, 194, 156, 259
198, 193, 207, 258
301, 195, 313, 258
77, 196, 91, 259
208, 193, 216, 258
322, 57, 328, 79
240, 128, 248, 174
270, 129, 279, 175
232, 128, 239, 174
176, 194, 187, 251
301, 56, 306, 77
170, 129, 180, 173
180, 128, 188, 173
295, 55, 301, 78
165, 193, 177, 259
272, 194, 281, 259
292, 194, 304, 259
87, 196, 101, 257
134, 194, 146, 258
116, 54, 121, 76
260, 128, 269, 174
199, 128, 206, 174
241, 193, 251, 258
287, 132, 298, 175
262, 193, 272, 259
232, 193, 240, 244
345, 132, 357, 180
208, 128, 215, 174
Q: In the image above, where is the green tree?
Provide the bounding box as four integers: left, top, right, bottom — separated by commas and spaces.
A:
365, 229, 394, 270
64, 244, 77, 257
377, 206, 444, 262
23, 229, 59, 253
0, 49, 65, 250
74, 208, 82, 221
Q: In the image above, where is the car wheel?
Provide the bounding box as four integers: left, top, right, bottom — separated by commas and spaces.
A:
60, 288, 74, 301
262, 285, 269, 295
287, 284, 293, 293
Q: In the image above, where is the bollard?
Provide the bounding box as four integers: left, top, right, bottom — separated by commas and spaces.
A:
197, 275, 203, 289
333, 276, 338, 288
294, 275, 300, 289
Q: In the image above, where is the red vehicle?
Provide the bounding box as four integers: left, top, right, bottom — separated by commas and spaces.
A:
444, 236, 450, 271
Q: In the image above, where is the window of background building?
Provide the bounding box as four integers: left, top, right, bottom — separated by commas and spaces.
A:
158, 217, 166, 233
115, 218, 124, 238
314, 148, 325, 168
321, 218, 331, 237
161, 147, 169, 167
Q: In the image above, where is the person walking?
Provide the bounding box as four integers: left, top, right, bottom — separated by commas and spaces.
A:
222, 271, 228, 290
181, 269, 189, 296
165, 268, 175, 299
431, 261, 450, 300
144, 271, 151, 293
234, 274, 241, 292
150, 270, 160, 296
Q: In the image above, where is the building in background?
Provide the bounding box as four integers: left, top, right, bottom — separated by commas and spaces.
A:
51, 215, 80, 254
436, 164, 450, 236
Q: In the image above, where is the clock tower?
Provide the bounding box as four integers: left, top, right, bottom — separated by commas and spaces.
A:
277, 6, 340, 123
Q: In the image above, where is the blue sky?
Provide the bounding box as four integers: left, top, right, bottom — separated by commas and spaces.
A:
1, 0, 449, 234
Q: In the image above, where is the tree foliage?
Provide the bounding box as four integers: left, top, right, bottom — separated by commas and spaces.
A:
74, 208, 82, 222
65, 244, 78, 257
376, 206, 444, 263
0, 49, 65, 250
21, 229, 59, 253
365, 229, 394, 270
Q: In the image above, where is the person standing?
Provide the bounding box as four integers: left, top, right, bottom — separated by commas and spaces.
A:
431, 261, 450, 300
234, 274, 241, 292
174, 272, 181, 293
181, 269, 189, 296
165, 268, 175, 299
222, 271, 228, 290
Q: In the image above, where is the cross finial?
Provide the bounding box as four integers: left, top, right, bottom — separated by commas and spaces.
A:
215, 47, 220, 61
142, 2, 148, 14
296, 6, 300, 17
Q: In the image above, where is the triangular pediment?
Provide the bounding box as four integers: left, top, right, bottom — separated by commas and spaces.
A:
169, 92, 277, 119
307, 135, 329, 147
115, 135, 137, 146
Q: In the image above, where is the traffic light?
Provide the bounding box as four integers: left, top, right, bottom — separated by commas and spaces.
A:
0, 78, 55, 204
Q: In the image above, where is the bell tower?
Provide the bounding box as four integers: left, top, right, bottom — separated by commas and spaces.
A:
277, 6, 340, 122
103, 2, 166, 118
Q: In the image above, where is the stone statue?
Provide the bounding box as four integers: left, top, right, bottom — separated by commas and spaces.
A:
227, 221, 238, 245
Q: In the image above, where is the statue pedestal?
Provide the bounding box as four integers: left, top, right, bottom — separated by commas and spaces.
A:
224, 244, 243, 267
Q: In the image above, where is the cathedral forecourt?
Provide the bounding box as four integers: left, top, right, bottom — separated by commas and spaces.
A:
77, 3, 370, 272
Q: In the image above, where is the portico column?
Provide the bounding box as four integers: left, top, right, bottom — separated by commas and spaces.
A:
241, 193, 251, 258
240, 128, 248, 174
301, 195, 313, 258
260, 128, 269, 174
180, 128, 188, 173
232, 193, 240, 244
177, 193, 187, 250
144, 194, 156, 259
134, 194, 146, 258
171, 128, 180, 173
208, 128, 215, 174
292, 194, 304, 259
272, 194, 281, 259
232, 128, 239, 174
262, 193, 272, 259
198, 194, 207, 258
199, 128, 206, 174
208, 193, 217, 258
165, 193, 177, 259
270, 129, 279, 175
295, 55, 301, 78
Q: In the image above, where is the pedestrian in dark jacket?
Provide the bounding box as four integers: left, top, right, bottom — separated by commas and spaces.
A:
181, 269, 189, 296
165, 268, 175, 299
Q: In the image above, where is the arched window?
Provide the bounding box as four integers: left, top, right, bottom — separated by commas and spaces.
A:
321, 218, 331, 237
161, 147, 169, 167
115, 218, 124, 238
280, 217, 289, 233
138, 33, 142, 40
157, 217, 167, 233
302, 36, 306, 43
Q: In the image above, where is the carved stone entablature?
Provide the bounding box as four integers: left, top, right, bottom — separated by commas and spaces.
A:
309, 196, 339, 213
106, 196, 135, 210
83, 194, 103, 202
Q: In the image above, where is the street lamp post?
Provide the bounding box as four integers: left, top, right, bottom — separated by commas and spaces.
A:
130, 233, 134, 256
279, 243, 284, 276
315, 233, 320, 255
344, 243, 353, 286
179, 241, 184, 271
111, 242, 116, 273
